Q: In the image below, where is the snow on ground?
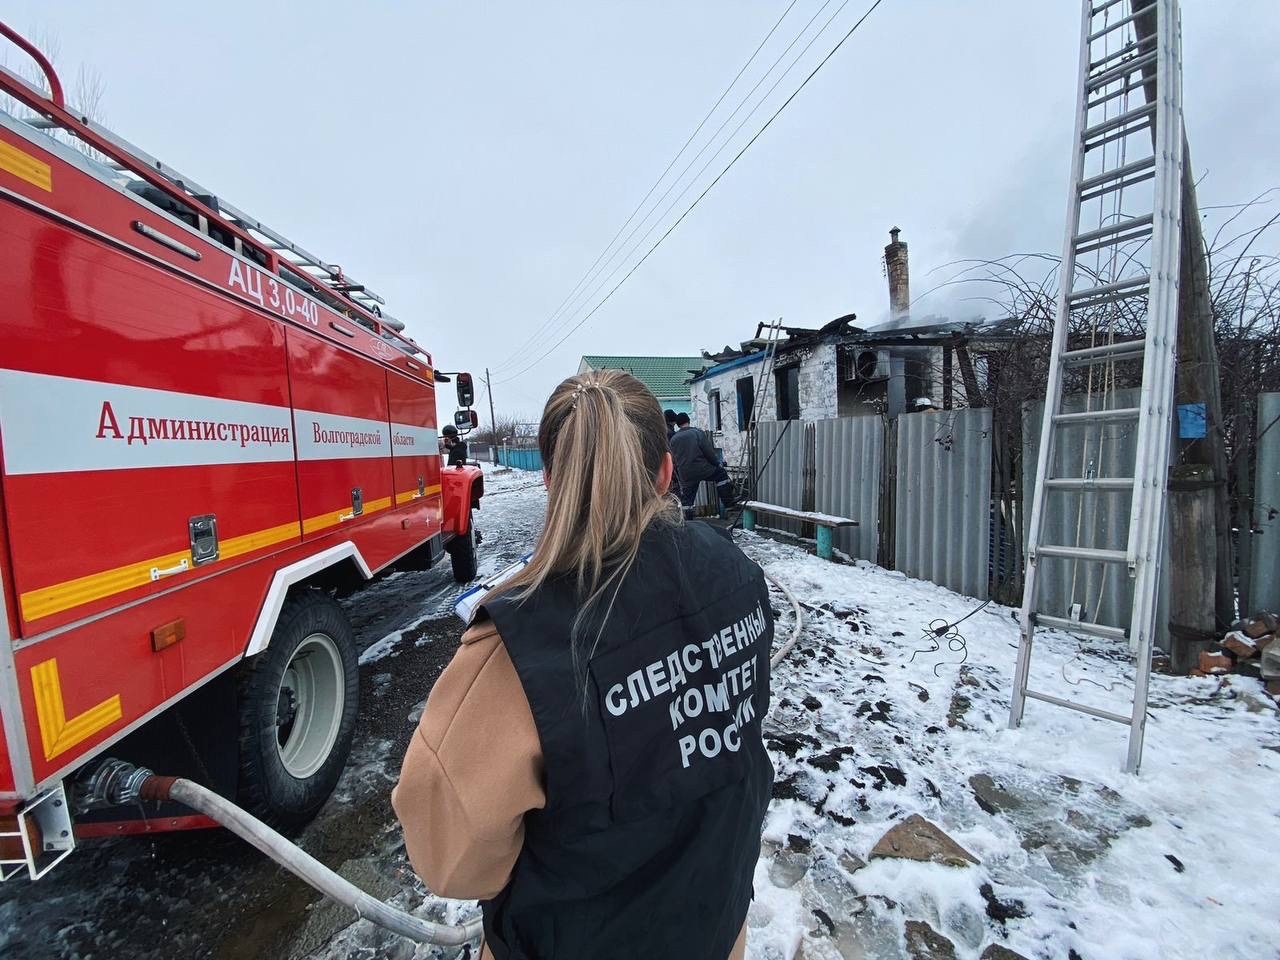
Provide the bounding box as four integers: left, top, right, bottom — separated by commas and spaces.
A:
307, 478, 1280, 960
359, 617, 434, 665
475, 462, 546, 496
0, 463, 550, 960
471, 465, 547, 581
741, 531, 1280, 960
300, 465, 548, 960
18, 464, 1257, 960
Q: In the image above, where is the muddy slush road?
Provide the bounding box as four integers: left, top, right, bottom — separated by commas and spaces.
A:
0, 470, 546, 960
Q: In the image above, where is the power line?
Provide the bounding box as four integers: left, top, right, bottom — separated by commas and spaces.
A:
496, 0, 889, 385
489, 0, 803, 374
513, 0, 856, 369
494, 0, 844, 373
511, 0, 846, 366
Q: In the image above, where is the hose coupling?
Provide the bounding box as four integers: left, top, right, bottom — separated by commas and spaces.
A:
81, 758, 155, 806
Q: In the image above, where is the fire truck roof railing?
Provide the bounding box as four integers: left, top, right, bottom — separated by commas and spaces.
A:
0, 24, 421, 352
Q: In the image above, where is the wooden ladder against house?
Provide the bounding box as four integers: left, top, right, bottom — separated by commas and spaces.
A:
1009, 0, 1184, 773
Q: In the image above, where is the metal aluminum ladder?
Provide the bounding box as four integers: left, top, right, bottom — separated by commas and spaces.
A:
739, 321, 785, 484
1010, 0, 1184, 773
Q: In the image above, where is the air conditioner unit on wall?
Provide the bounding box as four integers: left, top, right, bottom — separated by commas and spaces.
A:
839, 348, 890, 382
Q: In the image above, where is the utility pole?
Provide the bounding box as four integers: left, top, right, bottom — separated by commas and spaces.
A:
484, 367, 497, 438
1134, 12, 1233, 661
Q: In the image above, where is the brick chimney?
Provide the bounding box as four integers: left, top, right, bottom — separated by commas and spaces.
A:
884, 226, 910, 323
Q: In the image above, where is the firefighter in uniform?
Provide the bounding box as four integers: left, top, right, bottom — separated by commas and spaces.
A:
442, 423, 469, 466
394, 370, 774, 960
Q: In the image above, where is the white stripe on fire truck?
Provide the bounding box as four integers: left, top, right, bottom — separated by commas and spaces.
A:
0, 370, 443, 477
293, 408, 390, 461
292, 412, 440, 462
0, 368, 294, 475
390, 422, 440, 454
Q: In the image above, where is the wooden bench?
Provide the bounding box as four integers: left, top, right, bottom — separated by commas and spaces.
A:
741, 501, 858, 561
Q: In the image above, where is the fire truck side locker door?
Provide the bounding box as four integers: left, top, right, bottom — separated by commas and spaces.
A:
386, 370, 444, 537
0, 197, 299, 635
286, 330, 395, 547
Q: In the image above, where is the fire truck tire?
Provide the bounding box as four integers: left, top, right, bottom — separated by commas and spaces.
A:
448, 513, 478, 583
236, 590, 359, 832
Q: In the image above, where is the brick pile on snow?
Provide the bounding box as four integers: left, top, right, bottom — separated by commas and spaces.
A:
1193, 611, 1280, 697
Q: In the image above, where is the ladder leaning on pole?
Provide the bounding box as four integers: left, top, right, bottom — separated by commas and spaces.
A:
1010, 0, 1184, 774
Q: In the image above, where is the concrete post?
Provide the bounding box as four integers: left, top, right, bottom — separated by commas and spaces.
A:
1168, 463, 1218, 673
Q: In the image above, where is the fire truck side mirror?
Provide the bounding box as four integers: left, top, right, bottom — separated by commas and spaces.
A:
456, 372, 475, 408
454, 409, 479, 432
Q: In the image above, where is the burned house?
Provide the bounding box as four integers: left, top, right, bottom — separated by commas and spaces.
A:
688, 228, 1016, 463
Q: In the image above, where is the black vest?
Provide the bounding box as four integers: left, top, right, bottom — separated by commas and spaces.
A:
480, 521, 774, 960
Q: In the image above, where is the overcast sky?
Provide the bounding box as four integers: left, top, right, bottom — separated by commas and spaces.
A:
5, 1, 1277, 421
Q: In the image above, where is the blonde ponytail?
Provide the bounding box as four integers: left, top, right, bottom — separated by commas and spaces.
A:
486, 370, 680, 640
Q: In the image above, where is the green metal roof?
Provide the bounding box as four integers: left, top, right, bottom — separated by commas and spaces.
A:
579, 355, 707, 398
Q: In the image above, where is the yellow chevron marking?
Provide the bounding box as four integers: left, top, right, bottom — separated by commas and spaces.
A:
0, 139, 52, 192
31, 658, 122, 760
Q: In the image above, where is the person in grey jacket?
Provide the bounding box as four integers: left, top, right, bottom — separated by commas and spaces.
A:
669, 413, 740, 515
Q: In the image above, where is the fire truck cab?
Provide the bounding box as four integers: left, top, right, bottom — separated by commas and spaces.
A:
0, 24, 483, 879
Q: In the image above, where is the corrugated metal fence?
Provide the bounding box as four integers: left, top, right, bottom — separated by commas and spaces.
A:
746, 393, 1280, 637
1022, 390, 1169, 645
754, 420, 809, 536
1023, 390, 1138, 630
1250, 393, 1280, 615
894, 409, 992, 599
497, 446, 543, 471
750, 412, 991, 596
814, 416, 882, 562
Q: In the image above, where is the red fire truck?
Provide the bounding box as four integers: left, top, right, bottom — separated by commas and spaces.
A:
0, 24, 485, 879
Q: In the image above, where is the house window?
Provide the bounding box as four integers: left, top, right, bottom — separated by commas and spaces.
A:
735, 376, 755, 430
708, 390, 722, 431
775, 365, 800, 420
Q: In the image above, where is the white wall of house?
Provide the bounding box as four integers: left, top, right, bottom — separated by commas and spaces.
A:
689, 357, 770, 469
689, 341, 841, 469
797, 342, 838, 420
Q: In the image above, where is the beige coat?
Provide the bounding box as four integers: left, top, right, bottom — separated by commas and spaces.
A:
392, 621, 748, 960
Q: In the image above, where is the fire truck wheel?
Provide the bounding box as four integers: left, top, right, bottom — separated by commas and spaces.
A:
237, 590, 359, 832
449, 513, 478, 583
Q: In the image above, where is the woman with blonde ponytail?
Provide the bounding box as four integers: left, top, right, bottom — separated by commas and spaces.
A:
394, 370, 774, 960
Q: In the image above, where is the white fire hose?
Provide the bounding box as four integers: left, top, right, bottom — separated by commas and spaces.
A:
85, 566, 804, 948
168, 778, 483, 945
83, 760, 482, 946
764, 569, 805, 669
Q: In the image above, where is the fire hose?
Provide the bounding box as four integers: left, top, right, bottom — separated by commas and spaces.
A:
82, 759, 483, 947
765, 568, 804, 668
84, 567, 803, 947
